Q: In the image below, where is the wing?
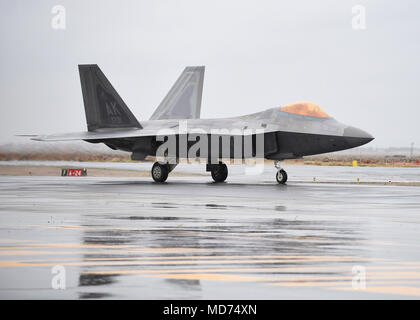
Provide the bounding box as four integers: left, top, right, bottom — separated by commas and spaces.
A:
31, 128, 155, 141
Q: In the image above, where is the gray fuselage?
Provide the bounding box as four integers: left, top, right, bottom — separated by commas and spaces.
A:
90, 107, 374, 161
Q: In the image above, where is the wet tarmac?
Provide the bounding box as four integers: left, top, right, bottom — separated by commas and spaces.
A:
1, 165, 420, 299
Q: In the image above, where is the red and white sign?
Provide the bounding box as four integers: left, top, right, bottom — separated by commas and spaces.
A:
67, 169, 83, 176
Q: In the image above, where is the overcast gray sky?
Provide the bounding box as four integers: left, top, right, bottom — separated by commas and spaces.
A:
0, 0, 419, 148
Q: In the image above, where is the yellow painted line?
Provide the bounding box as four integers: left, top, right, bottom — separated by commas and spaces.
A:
82, 267, 344, 276
361, 240, 420, 248
334, 286, 420, 297
0, 257, 87, 263
361, 240, 400, 246
140, 274, 420, 285
148, 273, 420, 286
82, 267, 331, 276
268, 271, 420, 284
0, 255, 376, 267
0, 246, 223, 255
0, 248, 372, 264
0, 249, 225, 256
2, 256, 274, 264
0, 244, 132, 250
0, 258, 322, 267
0, 261, 22, 267
0, 245, 221, 252
82, 269, 173, 275
33, 225, 88, 230
165, 232, 334, 241
0, 239, 38, 244
82, 255, 369, 262
0, 250, 118, 256
272, 280, 420, 288
384, 261, 420, 266
82, 256, 286, 261
273, 281, 352, 287
80, 264, 420, 276
80, 268, 420, 291
148, 273, 274, 282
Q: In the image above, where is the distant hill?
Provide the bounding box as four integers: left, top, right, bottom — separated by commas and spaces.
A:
0, 141, 129, 161
328, 146, 420, 157
0, 141, 126, 155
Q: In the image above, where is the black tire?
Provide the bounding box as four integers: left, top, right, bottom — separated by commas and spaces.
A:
151, 162, 169, 183
211, 163, 228, 183
276, 169, 288, 184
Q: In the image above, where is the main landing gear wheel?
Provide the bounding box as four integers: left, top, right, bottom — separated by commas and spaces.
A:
151, 162, 169, 183
210, 163, 228, 183
274, 160, 288, 184
276, 169, 288, 184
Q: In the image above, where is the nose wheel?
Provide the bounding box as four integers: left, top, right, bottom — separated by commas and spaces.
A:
274, 161, 288, 184
276, 169, 288, 184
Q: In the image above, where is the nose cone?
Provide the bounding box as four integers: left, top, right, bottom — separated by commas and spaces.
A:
343, 126, 374, 148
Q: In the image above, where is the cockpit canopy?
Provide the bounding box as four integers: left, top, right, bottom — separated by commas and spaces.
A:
280, 102, 331, 118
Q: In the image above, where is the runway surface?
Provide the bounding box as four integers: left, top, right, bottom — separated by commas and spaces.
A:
1, 164, 420, 299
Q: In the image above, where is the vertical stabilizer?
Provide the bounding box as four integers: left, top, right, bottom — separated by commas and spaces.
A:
78, 64, 141, 131
150, 66, 205, 120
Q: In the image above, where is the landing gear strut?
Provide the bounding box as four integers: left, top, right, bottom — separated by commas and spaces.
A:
207, 162, 228, 183
151, 162, 177, 183
274, 161, 288, 184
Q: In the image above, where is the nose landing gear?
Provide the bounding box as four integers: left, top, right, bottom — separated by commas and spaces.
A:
274, 161, 288, 184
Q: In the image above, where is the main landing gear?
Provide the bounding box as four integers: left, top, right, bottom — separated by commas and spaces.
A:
152, 160, 285, 184
151, 162, 177, 183
206, 162, 228, 183
274, 160, 288, 184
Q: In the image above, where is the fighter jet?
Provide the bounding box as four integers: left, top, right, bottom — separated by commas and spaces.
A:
31, 65, 374, 184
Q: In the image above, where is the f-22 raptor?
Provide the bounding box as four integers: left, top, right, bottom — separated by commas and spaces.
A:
32, 65, 374, 184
